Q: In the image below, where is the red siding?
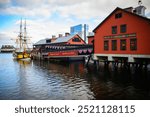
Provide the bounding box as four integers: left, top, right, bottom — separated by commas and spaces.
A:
67, 35, 85, 45
88, 36, 94, 44
94, 9, 150, 55
48, 51, 78, 56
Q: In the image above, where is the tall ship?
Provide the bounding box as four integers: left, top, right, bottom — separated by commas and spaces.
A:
13, 19, 32, 60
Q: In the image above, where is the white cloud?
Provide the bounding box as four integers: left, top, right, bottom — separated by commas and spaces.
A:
0, 5, 52, 18
0, 0, 150, 44
47, 0, 86, 6
0, 0, 10, 4
28, 19, 70, 43
0, 32, 15, 47
147, 12, 150, 18
0, 0, 11, 8
12, 0, 44, 7
0, 0, 149, 18
1, 18, 70, 44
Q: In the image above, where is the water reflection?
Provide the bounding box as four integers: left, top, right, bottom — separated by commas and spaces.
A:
0, 53, 150, 100
33, 61, 95, 100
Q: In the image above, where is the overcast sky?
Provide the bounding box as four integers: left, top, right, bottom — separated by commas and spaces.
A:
0, 0, 150, 45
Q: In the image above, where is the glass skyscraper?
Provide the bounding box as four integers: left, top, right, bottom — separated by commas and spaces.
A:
70, 24, 89, 43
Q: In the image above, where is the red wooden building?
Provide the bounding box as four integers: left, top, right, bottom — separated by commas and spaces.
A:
32, 33, 94, 60
88, 35, 94, 45
93, 6, 150, 63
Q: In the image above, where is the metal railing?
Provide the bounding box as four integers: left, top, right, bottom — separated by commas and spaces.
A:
42, 44, 93, 53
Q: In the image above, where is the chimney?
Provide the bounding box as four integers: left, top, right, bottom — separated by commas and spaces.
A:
51, 35, 56, 42
65, 33, 70, 37
58, 34, 63, 38
52, 35, 56, 39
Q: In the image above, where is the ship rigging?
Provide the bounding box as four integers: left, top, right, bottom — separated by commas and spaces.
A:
13, 19, 31, 60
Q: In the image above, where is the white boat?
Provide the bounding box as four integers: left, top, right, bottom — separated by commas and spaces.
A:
0, 45, 15, 53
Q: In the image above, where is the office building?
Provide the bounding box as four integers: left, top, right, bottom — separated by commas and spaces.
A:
70, 24, 89, 43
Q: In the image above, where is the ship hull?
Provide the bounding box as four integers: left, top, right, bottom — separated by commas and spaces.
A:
13, 51, 31, 60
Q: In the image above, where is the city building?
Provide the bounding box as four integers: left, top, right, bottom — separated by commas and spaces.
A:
32, 33, 88, 60
87, 35, 94, 45
87, 32, 94, 45
34, 33, 85, 46
93, 5, 150, 63
70, 24, 89, 43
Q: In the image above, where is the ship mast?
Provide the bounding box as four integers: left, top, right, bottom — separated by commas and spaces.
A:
19, 19, 23, 49
24, 19, 27, 51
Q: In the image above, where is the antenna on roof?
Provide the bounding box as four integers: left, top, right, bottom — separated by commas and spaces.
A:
138, 0, 142, 6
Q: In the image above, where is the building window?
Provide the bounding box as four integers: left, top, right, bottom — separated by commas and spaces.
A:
112, 26, 117, 34
112, 40, 117, 50
72, 38, 81, 42
120, 24, 127, 33
115, 13, 122, 19
120, 39, 126, 50
130, 38, 137, 50
104, 40, 109, 50
46, 39, 51, 43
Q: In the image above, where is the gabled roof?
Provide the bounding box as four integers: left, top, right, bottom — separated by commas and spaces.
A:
87, 35, 94, 38
51, 34, 76, 44
33, 34, 84, 46
34, 39, 46, 45
93, 7, 150, 32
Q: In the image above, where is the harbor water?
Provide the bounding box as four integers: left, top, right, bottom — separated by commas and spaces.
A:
0, 53, 150, 100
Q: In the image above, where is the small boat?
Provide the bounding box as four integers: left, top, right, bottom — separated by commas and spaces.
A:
13, 19, 32, 60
